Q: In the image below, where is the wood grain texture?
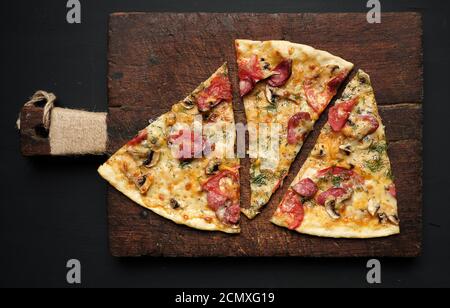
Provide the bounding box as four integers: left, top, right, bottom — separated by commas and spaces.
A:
107, 12, 423, 257
20, 105, 51, 156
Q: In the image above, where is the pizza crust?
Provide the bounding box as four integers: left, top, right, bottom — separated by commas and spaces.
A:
271, 215, 399, 239
236, 40, 354, 74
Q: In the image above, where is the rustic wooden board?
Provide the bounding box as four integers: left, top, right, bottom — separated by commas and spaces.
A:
107, 12, 423, 257
20, 105, 51, 156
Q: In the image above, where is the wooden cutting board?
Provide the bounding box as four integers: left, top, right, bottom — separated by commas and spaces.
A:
106, 12, 423, 257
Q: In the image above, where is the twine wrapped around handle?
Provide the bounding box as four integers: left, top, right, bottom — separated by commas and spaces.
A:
18, 91, 108, 156
17, 90, 56, 131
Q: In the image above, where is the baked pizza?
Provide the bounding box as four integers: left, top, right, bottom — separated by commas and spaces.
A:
235, 40, 354, 219
271, 70, 400, 238
98, 64, 241, 233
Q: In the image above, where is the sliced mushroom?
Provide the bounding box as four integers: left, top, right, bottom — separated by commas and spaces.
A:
312, 144, 326, 158
358, 73, 369, 85
265, 84, 299, 104
325, 198, 341, 220
182, 97, 196, 110
170, 199, 181, 210
120, 162, 153, 194
378, 212, 388, 224
135, 175, 153, 194
143, 151, 161, 168
358, 136, 374, 150
265, 85, 273, 102
206, 159, 221, 175
388, 215, 400, 226
324, 188, 353, 219
265, 85, 276, 103
329, 64, 341, 74
337, 189, 353, 205
367, 199, 381, 217
339, 143, 354, 155
136, 175, 146, 187
127, 145, 149, 159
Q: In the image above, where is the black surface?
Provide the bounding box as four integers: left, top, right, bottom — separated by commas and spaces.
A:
0, 0, 448, 288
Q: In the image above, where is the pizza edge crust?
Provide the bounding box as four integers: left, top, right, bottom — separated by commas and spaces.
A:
98, 162, 241, 234
235, 39, 354, 72
271, 216, 400, 239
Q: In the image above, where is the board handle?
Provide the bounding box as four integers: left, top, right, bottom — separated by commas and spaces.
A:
18, 91, 108, 156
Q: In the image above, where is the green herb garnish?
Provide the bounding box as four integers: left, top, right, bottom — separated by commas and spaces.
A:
264, 102, 277, 112
364, 156, 385, 173
252, 174, 268, 186
180, 161, 192, 169
332, 176, 343, 187
386, 168, 395, 181
369, 142, 388, 154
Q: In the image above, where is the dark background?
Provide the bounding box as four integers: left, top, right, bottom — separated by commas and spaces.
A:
0, 0, 448, 288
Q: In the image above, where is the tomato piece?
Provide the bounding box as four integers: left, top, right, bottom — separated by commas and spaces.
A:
287, 112, 312, 145
360, 114, 380, 135
267, 59, 293, 87
292, 178, 318, 198
238, 54, 264, 81
304, 81, 321, 113
239, 77, 255, 97
203, 170, 240, 225
206, 190, 228, 212
279, 190, 304, 230
305, 70, 350, 115
127, 130, 148, 146
238, 55, 264, 96
328, 97, 358, 132
223, 203, 241, 225
209, 75, 233, 100
196, 75, 232, 112
317, 166, 354, 180
316, 188, 348, 206
327, 70, 348, 94
202, 170, 239, 197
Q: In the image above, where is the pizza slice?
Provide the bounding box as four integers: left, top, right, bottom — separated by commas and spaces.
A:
98, 63, 241, 233
235, 40, 354, 219
271, 70, 400, 238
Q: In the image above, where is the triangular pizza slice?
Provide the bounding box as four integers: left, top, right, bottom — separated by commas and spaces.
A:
235, 40, 354, 219
271, 70, 400, 238
98, 64, 241, 233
